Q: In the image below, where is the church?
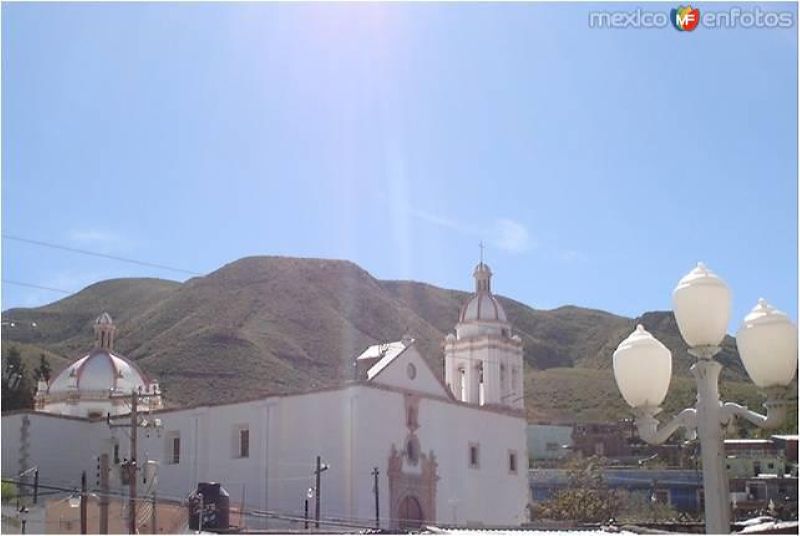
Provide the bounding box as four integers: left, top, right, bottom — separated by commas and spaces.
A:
1, 262, 529, 530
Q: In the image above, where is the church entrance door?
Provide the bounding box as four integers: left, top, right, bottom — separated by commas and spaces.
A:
398, 495, 424, 530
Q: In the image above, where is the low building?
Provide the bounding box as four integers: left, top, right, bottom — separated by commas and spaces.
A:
529, 467, 704, 514
526, 424, 573, 464
571, 422, 632, 459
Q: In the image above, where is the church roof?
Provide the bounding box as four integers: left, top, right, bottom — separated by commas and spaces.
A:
356, 339, 412, 380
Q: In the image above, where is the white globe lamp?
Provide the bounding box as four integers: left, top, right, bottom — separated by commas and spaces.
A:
736, 299, 798, 388
672, 262, 731, 348
613, 325, 672, 408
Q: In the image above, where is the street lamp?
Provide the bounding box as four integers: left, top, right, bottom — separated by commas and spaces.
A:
612, 263, 797, 534
305, 487, 313, 529
18, 505, 29, 535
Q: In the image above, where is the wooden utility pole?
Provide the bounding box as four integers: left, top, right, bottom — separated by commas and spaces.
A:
371, 467, 380, 529
80, 471, 88, 534
314, 456, 322, 529
32, 469, 38, 505
108, 389, 161, 535
99, 454, 109, 534
313, 456, 328, 529
129, 393, 138, 535
151, 490, 157, 534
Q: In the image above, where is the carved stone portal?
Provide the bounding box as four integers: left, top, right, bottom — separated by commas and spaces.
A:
387, 443, 438, 529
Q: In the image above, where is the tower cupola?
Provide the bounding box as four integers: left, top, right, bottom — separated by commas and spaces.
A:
93, 312, 116, 351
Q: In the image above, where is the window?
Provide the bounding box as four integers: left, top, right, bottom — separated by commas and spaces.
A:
166, 433, 180, 464
113, 444, 120, 465
239, 428, 250, 459
509, 451, 518, 474
652, 489, 670, 505
406, 436, 420, 465
469, 443, 480, 469
407, 363, 417, 380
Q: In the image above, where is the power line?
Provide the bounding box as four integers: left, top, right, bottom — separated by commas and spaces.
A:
2, 280, 72, 294
2, 234, 202, 276
2, 477, 383, 530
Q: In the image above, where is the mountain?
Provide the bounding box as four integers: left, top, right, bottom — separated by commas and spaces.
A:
2, 256, 786, 423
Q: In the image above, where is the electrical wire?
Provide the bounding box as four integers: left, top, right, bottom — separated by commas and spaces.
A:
2, 280, 72, 294
2, 234, 202, 276
1, 476, 415, 531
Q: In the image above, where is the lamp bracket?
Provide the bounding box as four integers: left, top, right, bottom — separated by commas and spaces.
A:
633, 406, 697, 445
721, 385, 791, 430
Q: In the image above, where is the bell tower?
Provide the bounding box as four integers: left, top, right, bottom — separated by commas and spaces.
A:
444, 260, 524, 409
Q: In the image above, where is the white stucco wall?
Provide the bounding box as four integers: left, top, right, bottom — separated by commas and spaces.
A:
3, 382, 527, 530
1, 413, 107, 489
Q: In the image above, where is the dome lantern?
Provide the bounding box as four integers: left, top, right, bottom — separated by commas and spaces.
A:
94, 312, 116, 351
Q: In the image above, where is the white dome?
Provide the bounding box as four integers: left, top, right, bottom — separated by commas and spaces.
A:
459, 293, 508, 323
48, 349, 150, 394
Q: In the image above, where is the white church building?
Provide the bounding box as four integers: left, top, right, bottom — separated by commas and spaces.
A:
2, 262, 530, 530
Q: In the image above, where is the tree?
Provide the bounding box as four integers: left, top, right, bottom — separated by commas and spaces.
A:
33, 353, 52, 383
615, 489, 680, 524
531, 456, 621, 523
2, 345, 33, 410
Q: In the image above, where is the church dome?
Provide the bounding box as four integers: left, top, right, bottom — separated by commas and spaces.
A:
48, 349, 150, 394
458, 262, 508, 323
459, 292, 508, 323
36, 312, 162, 417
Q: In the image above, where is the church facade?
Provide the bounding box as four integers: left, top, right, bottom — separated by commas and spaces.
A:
2, 263, 529, 530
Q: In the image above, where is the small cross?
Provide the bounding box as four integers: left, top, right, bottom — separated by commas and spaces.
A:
479, 241, 485, 264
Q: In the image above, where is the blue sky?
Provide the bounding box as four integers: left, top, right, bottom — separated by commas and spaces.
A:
2, 2, 797, 332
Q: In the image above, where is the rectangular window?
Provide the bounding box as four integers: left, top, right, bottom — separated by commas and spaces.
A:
653, 489, 670, 504
239, 428, 250, 458
509, 451, 518, 474
166, 433, 180, 464
469, 443, 480, 468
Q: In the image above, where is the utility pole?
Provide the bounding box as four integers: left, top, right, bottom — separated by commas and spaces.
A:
80, 471, 88, 534
371, 467, 380, 529
99, 454, 109, 534
313, 456, 328, 529
32, 469, 38, 505
108, 389, 162, 535
129, 393, 138, 535
315, 456, 322, 529
151, 490, 157, 534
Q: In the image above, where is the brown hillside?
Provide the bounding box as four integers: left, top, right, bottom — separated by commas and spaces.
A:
3, 256, 777, 421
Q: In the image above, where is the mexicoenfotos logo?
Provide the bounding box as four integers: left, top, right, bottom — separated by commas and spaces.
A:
588, 5, 794, 30
671, 5, 700, 31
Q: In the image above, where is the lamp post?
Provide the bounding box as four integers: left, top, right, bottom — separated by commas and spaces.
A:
305, 488, 313, 529
612, 263, 797, 534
